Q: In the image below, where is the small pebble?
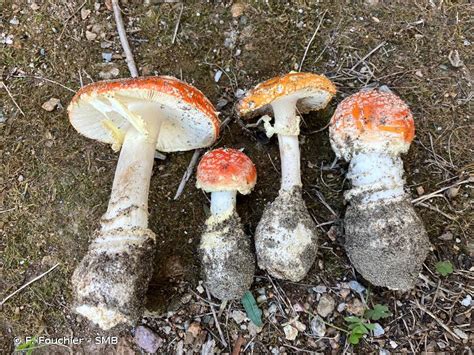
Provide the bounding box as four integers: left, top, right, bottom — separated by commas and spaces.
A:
445, 186, 460, 199
9, 17, 19, 25
312, 285, 327, 294
283, 324, 298, 340
346, 298, 365, 316
41, 98, 60, 111
317, 294, 335, 318
339, 288, 351, 299
85, 30, 97, 41
102, 52, 113, 63
310, 316, 326, 337
348, 280, 366, 294
134, 326, 163, 353
99, 67, 119, 79
416, 185, 425, 195
373, 323, 385, 337
231, 3, 245, 17
248, 322, 262, 337
460, 294, 472, 307
214, 70, 223, 83
235, 89, 246, 98
389, 340, 398, 349
216, 98, 228, 110
294, 319, 306, 332
268, 303, 277, 314
186, 322, 201, 337
230, 310, 247, 324
453, 328, 468, 340
439, 231, 453, 240
81, 8, 91, 20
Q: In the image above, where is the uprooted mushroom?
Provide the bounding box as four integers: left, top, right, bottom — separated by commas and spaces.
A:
196, 148, 257, 300
238, 72, 336, 281
68, 76, 219, 329
329, 88, 430, 290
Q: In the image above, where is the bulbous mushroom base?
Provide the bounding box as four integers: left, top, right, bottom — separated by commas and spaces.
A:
344, 197, 430, 291
255, 186, 318, 281
71, 227, 156, 330
200, 212, 255, 300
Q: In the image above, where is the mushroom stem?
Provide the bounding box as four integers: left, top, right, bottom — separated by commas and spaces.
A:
102, 123, 162, 231
345, 151, 405, 203
272, 99, 302, 191
210, 190, 237, 216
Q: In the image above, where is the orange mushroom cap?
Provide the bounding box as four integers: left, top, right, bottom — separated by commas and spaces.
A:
68, 76, 220, 152
196, 148, 257, 195
238, 72, 336, 118
330, 89, 415, 159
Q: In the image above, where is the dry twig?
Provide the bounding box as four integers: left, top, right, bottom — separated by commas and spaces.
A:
111, 0, 139, 77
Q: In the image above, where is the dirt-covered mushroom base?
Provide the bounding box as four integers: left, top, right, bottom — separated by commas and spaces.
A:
200, 211, 254, 300
72, 228, 156, 330
344, 197, 431, 290
255, 186, 318, 281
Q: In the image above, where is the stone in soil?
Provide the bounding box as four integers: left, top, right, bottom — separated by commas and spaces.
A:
134, 326, 163, 353
317, 294, 335, 318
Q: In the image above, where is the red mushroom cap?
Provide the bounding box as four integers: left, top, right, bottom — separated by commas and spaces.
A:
196, 148, 257, 194
330, 89, 415, 160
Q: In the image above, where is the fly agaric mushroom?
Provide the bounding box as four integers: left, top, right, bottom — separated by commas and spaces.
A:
238, 72, 336, 281
68, 76, 219, 329
329, 88, 430, 290
196, 148, 256, 300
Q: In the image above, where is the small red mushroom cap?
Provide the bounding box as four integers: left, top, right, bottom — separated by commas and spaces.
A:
330, 89, 415, 160
196, 148, 257, 195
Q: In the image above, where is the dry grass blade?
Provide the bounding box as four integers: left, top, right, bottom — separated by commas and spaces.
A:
411, 178, 473, 204
1, 82, 25, 116
1, 263, 60, 306
205, 288, 228, 348
299, 10, 327, 71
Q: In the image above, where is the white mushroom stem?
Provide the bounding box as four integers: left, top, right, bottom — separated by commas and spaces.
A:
272, 98, 302, 191
344, 151, 405, 204
210, 190, 237, 216
101, 124, 161, 231
95, 100, 162, 233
